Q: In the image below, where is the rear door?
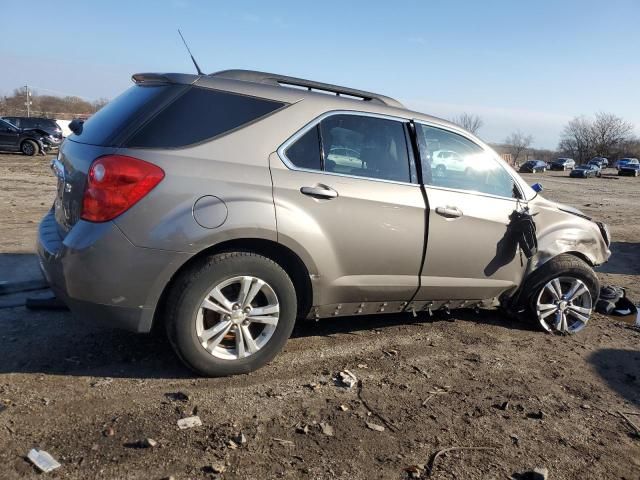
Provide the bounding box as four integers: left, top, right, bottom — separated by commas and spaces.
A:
271, 112, 426, 308
414, 122, 528, 301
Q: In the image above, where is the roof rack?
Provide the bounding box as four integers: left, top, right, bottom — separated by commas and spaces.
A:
209, 69, 404, 109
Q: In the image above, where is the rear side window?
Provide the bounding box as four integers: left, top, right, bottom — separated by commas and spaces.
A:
283, 113, 413, 183
71, 85, 170, 146
126, 87, 285, 148
285, 125, 321, 170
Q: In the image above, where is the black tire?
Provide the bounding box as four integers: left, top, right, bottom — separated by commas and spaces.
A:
434, 164, 446, 178
20, 140, 38, 156
164, 252, 297, 376
520, 254, 599, 331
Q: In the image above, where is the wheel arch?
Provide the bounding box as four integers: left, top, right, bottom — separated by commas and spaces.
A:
151, 238, 314, 333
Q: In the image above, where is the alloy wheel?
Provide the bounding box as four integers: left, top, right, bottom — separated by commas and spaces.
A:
22, 142, 34, 155
195, 276, 280, 360
535, 276, 593, 334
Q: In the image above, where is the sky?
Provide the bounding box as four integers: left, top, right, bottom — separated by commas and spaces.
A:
1, 0, 638, 149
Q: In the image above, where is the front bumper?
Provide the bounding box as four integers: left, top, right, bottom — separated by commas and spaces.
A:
37, 209, 192, 333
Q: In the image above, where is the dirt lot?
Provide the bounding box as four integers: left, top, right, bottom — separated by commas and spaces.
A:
0, 152, 638, 480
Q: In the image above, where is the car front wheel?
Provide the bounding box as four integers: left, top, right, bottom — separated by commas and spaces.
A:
523, 254, 599, 334
20, 140, 38, 156
165, 252, 297, 376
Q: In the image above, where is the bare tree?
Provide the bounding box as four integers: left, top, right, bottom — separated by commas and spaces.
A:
558, 113, 634, 164
591, 112, 634, 158
504, 130, 533, 164
450, 113, 483, 135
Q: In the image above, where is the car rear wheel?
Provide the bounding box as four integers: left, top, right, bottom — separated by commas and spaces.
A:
165, 252, 297, 376
522, 254, 599, 334
20, 140, 38, 156
434, 164, 446, 178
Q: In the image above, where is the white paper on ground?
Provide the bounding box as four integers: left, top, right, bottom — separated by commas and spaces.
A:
27, 449, 61, 472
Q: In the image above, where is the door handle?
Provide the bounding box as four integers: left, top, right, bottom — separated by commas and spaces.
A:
435, 206, 463, 218
300, 185, 338, 199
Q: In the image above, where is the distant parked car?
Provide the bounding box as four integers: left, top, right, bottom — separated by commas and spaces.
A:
55, 119, 72, 137
519, 160, 547, 173
2, 116, 63, 140
589, 157, 608, 168
570, 164, 601, 178
617, 159, 640, 176
550, 158, 575, 170
614, 158, 639, 170
431, 149, 469, 176
0, 118, 60, 155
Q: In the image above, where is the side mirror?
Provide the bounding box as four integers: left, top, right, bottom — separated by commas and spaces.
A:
531, 183, 544, 193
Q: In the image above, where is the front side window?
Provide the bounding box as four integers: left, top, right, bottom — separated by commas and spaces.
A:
283, 113, 413, 183
416, 124, 518, 198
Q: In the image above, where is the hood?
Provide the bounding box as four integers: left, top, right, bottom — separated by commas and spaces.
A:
23, 127, 49, 137
556, 202, 591, 220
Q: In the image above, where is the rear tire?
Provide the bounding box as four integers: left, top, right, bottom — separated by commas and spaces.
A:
521, 254, 599, 334
164, 252, 297, 376
20, 140, 38, 156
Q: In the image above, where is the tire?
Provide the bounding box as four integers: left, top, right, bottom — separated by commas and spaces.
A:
164, 252, 297, 376
434, 164, 446, 178
521, 254, 599, 334
20, 140, 38, 156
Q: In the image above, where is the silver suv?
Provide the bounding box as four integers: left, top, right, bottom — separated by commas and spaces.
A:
37, 70, 611, 376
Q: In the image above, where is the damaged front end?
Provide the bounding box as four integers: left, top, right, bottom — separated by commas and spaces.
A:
530, 198, 611, 269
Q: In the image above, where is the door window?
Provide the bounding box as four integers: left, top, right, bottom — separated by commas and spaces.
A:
283, 113, 414, 183
416, 124, 519, 198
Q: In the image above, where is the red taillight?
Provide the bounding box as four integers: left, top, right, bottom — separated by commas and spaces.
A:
81, 155, 164, 222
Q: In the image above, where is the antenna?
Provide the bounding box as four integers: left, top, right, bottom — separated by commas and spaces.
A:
178, 29, 204, 75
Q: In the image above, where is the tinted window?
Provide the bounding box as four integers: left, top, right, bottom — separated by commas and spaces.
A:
71, 85, 170, 146
417, 124, 518, 198
127, 87, 285, 148
285, 125, 321, 170
320, 115, 411, 182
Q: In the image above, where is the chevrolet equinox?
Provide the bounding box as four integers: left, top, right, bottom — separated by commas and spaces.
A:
37, 70, 611, 376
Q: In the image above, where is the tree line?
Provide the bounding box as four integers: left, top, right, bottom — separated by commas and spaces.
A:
451, 112, 639, 165
0, 87, 108, 119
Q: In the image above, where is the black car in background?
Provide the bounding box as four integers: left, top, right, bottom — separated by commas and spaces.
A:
618, 159, 640, 177
570, 164, 601, 178
1, 116, 63, 140
519, 160, 547, 173
550, 158, 576, 170
0, 118, 60, 155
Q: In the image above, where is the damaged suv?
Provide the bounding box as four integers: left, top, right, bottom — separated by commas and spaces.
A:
37, 70, 611, 376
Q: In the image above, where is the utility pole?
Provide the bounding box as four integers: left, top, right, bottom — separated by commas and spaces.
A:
24, 85, 32, 117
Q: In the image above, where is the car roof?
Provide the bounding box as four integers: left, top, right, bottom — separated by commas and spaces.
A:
131, 70, 466, 133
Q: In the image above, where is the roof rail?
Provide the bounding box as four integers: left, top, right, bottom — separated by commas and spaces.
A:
209, 69, 404, 109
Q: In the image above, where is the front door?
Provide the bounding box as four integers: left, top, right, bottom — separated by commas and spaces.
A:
414, 122, 528, 301
271, 112, 426, 307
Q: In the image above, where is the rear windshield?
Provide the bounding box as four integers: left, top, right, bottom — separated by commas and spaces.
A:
69, 85, 170, 146
70, 83, 286, 148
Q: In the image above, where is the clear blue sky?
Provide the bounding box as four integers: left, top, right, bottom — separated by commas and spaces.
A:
1, 0, 638, 148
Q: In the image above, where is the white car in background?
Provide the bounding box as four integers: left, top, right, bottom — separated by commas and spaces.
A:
55, 119, 72, 137
431, 149, 469, 176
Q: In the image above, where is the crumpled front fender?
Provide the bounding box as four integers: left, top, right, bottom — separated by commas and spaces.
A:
528, 197, 610, 272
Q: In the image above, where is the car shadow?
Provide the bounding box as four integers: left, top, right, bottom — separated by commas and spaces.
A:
587, 348, 640, 407
0, 302, 532, 380
597, 242, 640, 276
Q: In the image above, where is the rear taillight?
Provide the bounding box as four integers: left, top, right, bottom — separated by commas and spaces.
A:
81, 155, 164, 222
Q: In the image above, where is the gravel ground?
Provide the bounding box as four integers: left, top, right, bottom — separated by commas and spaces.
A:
0, 152, 638, 479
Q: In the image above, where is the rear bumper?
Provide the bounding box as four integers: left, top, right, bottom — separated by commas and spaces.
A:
37, 210, 192, 333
